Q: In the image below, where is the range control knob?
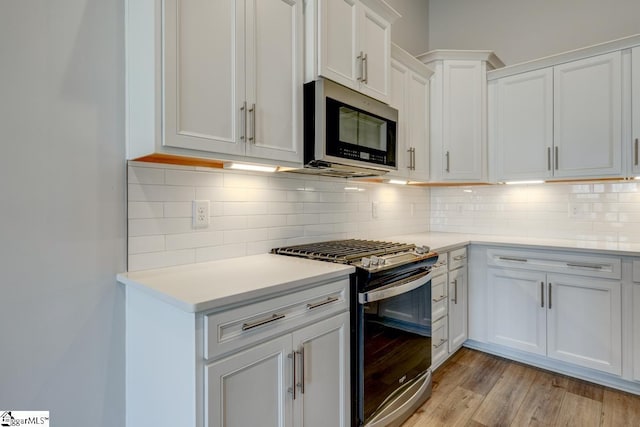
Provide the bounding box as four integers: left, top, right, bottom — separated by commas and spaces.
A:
370, 256, 379, 266
361, 257, 371, 268
415, 245, 430, 255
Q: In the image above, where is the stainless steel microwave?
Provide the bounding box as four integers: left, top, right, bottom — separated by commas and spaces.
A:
301, 79, 398, 178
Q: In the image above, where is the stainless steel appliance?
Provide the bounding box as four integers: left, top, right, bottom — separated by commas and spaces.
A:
295, 79, 398, 178
272, 239, 438, 427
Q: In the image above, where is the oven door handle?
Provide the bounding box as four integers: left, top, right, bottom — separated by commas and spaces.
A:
358, 270, 432, 304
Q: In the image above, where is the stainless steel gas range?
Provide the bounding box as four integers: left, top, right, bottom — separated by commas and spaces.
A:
272, 239, 439, 427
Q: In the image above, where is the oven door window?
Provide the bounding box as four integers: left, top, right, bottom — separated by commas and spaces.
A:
361, 280, 431, 424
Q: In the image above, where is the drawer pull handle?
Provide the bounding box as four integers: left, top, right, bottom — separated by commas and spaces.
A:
242, 313, 285, 331
306, 296, 340, 310
432, 295, 447, 303
566, 262, 604, 270
498, 256, 528, 263
452, 279, 458, 304
288, 351, 297, 400
453, 255, 466, 261
433, 338, 448, 349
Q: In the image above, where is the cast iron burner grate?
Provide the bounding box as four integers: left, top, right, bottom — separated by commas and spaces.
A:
271, 239, 416, 264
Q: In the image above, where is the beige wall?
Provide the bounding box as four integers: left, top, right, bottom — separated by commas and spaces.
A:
428, 0, 640, 65
386, 0, 430, 55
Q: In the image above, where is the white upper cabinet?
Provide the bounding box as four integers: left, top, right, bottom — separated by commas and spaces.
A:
553, 52, 622, 178
389, 44, 433, 182
420, 51, 503, 182
127, 0, 303, 166
633, 47, 640, 176
492, 68, 554, 181
489, 36, 640, 182
304, 0, 400, 103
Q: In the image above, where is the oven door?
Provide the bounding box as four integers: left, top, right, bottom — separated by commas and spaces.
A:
357, 271, 432, 427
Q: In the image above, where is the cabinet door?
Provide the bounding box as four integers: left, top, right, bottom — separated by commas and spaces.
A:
389, 58, 410, 174
358, 4, 391, 102
164, 0, 245, 155
546, 274, 622, 375
318, 0, 359, 90
448, 266, 467, 353
633, 47, 640, 175
487, 268, 547, 356
442, 60, 484, 181
246, 0, 303, 163
292, 313, 350, 427
206, 334, 293, 427
494, 68, 553, 181
633, 282, 640, 381
553, 52, 622, 178
408, 72, 430, 181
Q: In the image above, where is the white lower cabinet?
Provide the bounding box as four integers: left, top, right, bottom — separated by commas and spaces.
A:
207, 313, 349, 427
633, 260, 640, 381
125, 276, 350, 427
487, 267, 622, 375
448, 265, 468, 352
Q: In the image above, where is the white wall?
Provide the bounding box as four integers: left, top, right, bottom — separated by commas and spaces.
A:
431, 182, 640, 246
127, 163, 430, 271
386, 0, 430, 55
429, 0, 640, 65
0, 1, 126, 425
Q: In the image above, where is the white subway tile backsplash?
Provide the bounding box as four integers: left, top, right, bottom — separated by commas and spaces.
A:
128, 202, 163, 219
165, 231, 223, 250
129, 249, 195, 271
163, 202, 192, 218
129, 218, 193, 236
129, 235, 165, 254
165, 169, 223, 187
128, 166, 165, 184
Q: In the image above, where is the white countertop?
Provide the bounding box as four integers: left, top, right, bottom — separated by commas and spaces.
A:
117, 254, 354, 313
386, 232, 640, 257
118, 233, 640, 313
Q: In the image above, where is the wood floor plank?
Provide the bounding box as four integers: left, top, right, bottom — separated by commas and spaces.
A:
402, 385, 484, 427
601, 389, 640, 427
402, 348, 640, 427
555, 392, 602, 427
471, 363, 537, 426
459, 351, 509, 396
509, 369, 568, 426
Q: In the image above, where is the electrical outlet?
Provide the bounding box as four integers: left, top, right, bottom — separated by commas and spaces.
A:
193, 200, 210, 228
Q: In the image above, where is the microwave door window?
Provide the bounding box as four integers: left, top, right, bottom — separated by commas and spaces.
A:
338, 107, 387, 151
339, 107, 359, 145
358, 114, 386, 151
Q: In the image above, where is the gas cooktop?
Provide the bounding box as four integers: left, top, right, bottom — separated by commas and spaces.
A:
271, 239, 437, 272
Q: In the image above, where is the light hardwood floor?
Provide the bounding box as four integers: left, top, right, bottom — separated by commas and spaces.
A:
402, 348, 640, 427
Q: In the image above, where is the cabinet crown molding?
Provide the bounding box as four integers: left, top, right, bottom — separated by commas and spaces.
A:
488, 33, 640, 80
416, 49, 504, 70
391, 43, 434, 79
360, 0, 401, 23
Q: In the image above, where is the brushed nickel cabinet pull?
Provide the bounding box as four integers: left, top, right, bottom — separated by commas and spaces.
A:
306, 296, 339, 310
362, 52, 368, 84
566, 262, 603, 270
433, 339, 448, 349
242, 313, 285, 331
548, 283, 552, 309
555, 146, 559, 170
541, 281, 544, 308
453, 279, 458, 304
445, 151, 450, 173
547, 147, 551, 171
498, 256, 528, 263
453, 255, 466, 261
297, 347, 305, 394
635, 138, 639, 166
357, 51, 364, 82
432, 294, 447, 303
240, 101, 247, 141
248, 103, 256, 143
288, 351, 297, 400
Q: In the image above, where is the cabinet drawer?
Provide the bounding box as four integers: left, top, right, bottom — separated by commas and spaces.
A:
486, 247, 621, 279
634, 260, 640, 283
432, 273, 448, 321
448, 247, 467, 270
432, 315, 448, 362
204, 278, 349, 360
431, 254, 448, 277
